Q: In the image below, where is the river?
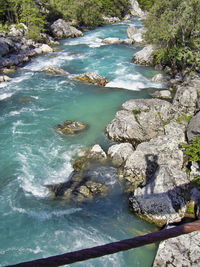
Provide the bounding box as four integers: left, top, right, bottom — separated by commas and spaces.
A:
0, 19, 164, 266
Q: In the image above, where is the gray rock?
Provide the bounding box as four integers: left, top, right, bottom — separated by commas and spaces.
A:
121, 135, 184, 188
187, 111, 200, 142
102, 16, 120, 24
50, 19, 83, 40
7, 23, 27, 37
151, 73, 168, 82
43, 66, 70, 75
153, 230, 200, 267
39, 33, 59, 46
108, 143, 135, 167
0, 38, 10, 56
127, 25, 145, 43
173, 84, 198, 121
164, 122, 185, 143
132, 45, 155, 66
102, 38, 123, 45
73, 144, 107, 172
106, 99, 174, 145
190, 162, 200, 181
151, 90, 172, 100
129, 0, 146, 17
74, 72, 109, 86
129, 165, 189, 226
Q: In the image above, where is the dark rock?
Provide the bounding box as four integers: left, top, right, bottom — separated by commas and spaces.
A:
186, 111, 200, 142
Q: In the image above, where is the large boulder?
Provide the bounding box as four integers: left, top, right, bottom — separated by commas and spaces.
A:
105, 98, 174, 146
129, 0, 146, 17
186, 111, 200, 142
127, 25, 145, 43
173, 84, 198, 122
56, 120, 87, 135
120, 135, 184, 189
0, 75, 11, 82
102, 38, 124, 45
129, 165, 189, 226
50, 19, 83, 40
102, 16, 120, 24
7, 23, 27, 37
74, 72, 109, 86
132, 45, 155, 66
151, 90, 172, 100
153, 230, 200, 266
108, 143, 135, 167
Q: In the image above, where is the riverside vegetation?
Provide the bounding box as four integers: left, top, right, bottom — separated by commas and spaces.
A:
0, 0, 200, 266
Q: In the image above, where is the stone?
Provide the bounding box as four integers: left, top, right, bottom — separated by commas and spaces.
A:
164, 122, 185, 143
108, 143, 135, 167
39, 33, 59, 46
129, 0, 146, 17
151, 90, 172, 100
127, 25, 145, 43
102, 16, 120, 24
121, 135, 184, 189
186, 111, 200, 142
56, 120, 87, 135
173, 84, 198, 121
50, 19, 83, 40
43, 66, 70, 75
151, 73, 168, 82
105, 98, 174, 145
73, 144, 107, 172
132, 45, 155, 66
129, 165, 189, 226
102, 38, 123, 45
74, 72, 109, 86
153, 229, 200, 267
0, 38, 10, 57
0, 75, 11, 82
7, 23, 27, 37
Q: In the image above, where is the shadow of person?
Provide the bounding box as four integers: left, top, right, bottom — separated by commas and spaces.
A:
145, 154, 159, 195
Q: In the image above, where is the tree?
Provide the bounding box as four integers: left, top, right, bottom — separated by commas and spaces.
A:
144, 0, 200, 75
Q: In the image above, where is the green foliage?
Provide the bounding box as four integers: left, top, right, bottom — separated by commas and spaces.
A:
132, 109, 141, 115
192, 176, 200, 190
177, 115, 193, 124
144, 0, 200, 74
138, 0, 155, 10
182, 137, 200, 162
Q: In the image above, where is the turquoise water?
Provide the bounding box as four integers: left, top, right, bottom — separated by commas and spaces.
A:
0, 20, 163, 266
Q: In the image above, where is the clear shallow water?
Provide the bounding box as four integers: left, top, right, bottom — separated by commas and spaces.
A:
0, 20, 162, 266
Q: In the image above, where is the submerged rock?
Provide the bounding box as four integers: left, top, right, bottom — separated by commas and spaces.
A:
74, 72, 109, 86
50, 19, 83, 40
47, 173, 109, 202
73, 144, 107, 172
56, 120, 87, 135
43, 66, 70, 75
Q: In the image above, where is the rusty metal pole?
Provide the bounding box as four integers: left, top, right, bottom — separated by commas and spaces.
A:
6, 220, 200, 267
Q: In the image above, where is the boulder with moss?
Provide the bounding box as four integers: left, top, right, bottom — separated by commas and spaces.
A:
74, 72, 109, 86
56, 120, 87, 135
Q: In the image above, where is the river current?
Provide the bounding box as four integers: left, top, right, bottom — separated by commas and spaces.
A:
0, 20, 164, 266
